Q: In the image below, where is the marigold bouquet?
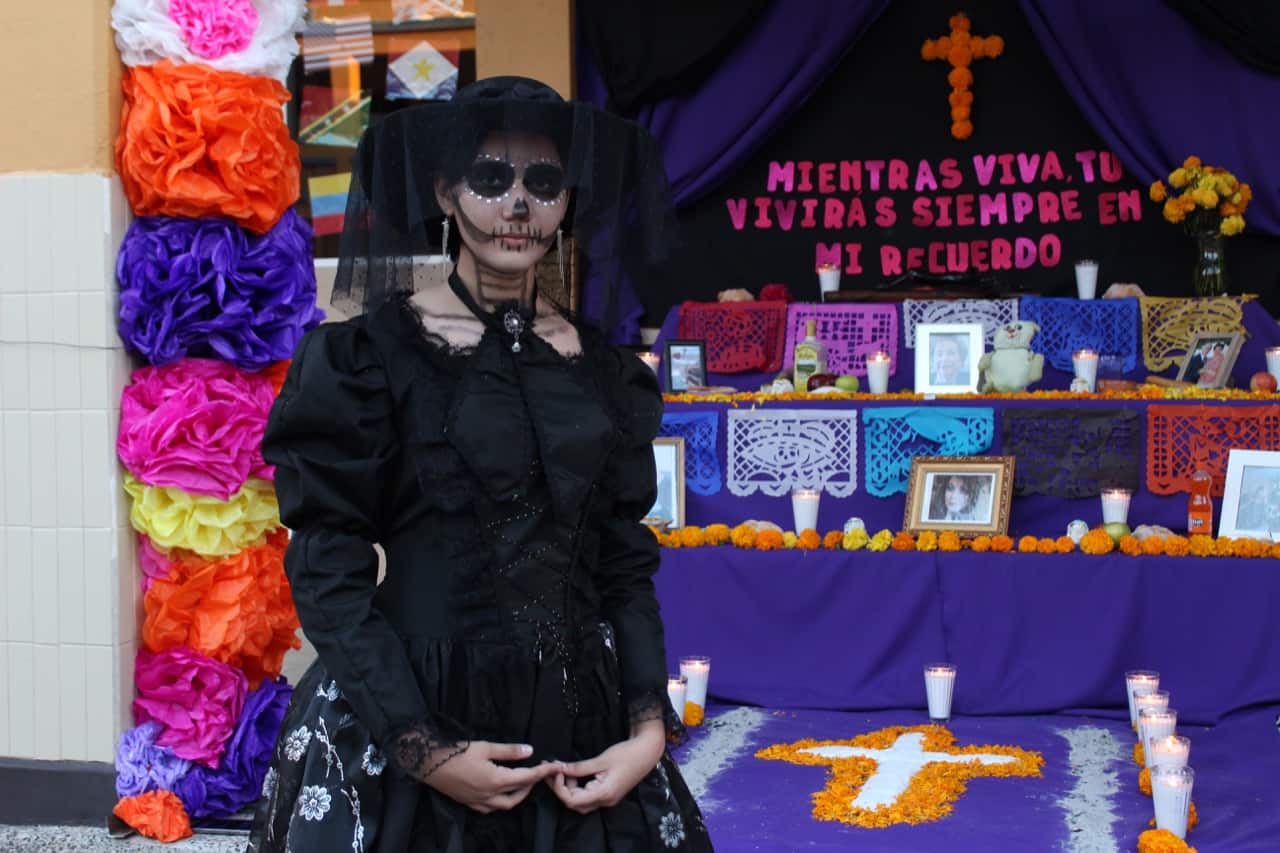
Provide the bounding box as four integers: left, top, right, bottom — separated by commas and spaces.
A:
1149, 156, 1249, 237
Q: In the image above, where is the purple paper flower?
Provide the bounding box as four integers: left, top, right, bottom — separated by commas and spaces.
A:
116, 209, 324, 370
175, 677, 293, 818
115, 720, 193, 799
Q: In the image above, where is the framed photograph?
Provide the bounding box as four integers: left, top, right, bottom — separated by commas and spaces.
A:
914, 323, 983, 393
904, 455, 1016, 536
646, 437, 686, 529
664, 340, 707, 392
1219, 449, 1280, 540
1175, 331, 1244, 388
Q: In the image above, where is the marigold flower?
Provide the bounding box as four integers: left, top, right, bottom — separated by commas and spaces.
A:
1119, 535, 1143, 556
983, 35, 1005, 57
1237, 537, 1267, 558
991, 535, 1014, 553
1270, 542, 1280, 560
1055, 536, 1075, 554
938, 531, 962, 552
1164, 535, 1189, 557
1037, 538, 1057, 554
948, 89, 974, 107
916, 531, 939, 552
921, 40, 939, 61
1191, 188, 1219, 209
677, 526, 706, 548
949, 12, 970, 31
730, 524, 757, 549
1220, 214, 1245, 236
843, 529, 870, 551
1214, 537, 1236, 557
1162, 199, 1187, 224
1182, 155, 1202, 170
1133, 741, 1144, 766
1079, 529, 1115, 555
947, 67, 973, 89
892, 531, 917, 551
1149, 181, 1167, 202
1017, 535, 1039, 553
756, 529, 784, 551
948, 45, 972, 66
782, 531, 799, 549
1168, 168, 1189, 188
661, 533, 681, 548
1138, 767, 1152, 796
823, 530, 844, 550
1188, 535, 1215, 557
704, 523, 731, 546
970, 535, 992, 553
951, 120, 974, 141
798, 529, 822, 550
1141, 536, 1166, 556
951, 105, 972, 122
1137, 827, 1197, 853
868, 530, 893, 552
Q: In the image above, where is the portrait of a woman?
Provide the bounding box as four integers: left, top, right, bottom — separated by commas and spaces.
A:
929, 333, 970, 386
926, 474, 992, 523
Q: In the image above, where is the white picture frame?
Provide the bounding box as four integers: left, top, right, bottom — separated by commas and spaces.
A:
914, 323, 983, 394
1219, 449, 1280, 540
645, 437, 686, 529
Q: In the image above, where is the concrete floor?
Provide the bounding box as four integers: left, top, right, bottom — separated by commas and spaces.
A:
0, 825, 245, 852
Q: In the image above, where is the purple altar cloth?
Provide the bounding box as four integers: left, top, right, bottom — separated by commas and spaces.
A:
655, 549, 1280, 725
653, 299, 1280, 393
677, 703, 1280, 851
664, 394, 1266, 539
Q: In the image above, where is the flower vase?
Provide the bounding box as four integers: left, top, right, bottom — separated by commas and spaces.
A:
1191, 230, 1228, 297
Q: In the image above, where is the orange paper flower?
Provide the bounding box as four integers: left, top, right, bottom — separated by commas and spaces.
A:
142, 528, 300, 687
113, 790, 193, 843
116, 61, 299, 234
991, 535, 1014, 553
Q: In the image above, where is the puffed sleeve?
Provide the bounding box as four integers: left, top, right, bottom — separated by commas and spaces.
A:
595, 347, 677, 730
263, 322, 435, 769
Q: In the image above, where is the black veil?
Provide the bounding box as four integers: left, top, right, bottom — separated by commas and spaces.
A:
330, 76, 677, 334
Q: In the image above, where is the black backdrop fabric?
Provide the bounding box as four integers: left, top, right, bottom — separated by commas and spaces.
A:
631, 0, 1280, 326
1164, 0, 1280, 76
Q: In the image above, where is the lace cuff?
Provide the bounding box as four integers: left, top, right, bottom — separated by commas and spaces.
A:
386, 715, 471, 782
627, 688, 687, 744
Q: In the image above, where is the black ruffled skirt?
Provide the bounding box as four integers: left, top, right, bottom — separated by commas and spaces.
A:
246, 626, 712, 852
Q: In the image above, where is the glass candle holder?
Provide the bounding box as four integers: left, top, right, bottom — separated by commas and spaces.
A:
666, 674, 687, 719
1133, 689, 1170, 733
923, 663, 957, 723
817, 264, 841, 301
1100, 488, 1133, 525
791, 487, 821, 534
866, 352, 891, 394
1148, 734, 1190, 771
1266, 346, 1280, 382
1125, 670, 1160, 729
1072, 349, 1099, 392
1152, 766, 1195, 839
1139, 708, 1178, 768
679, 656, 711, 726
1075, 259, 1099, 299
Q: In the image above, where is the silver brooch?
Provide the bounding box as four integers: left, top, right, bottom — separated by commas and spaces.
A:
503, 310, 524, 353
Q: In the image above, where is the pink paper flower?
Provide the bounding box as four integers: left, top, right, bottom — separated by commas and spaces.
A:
133, 647, 248, 769
118, 359, 277, 501
138, 535, 174, 592
168, 0, 259, 60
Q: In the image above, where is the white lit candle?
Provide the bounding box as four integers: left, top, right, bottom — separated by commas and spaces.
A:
1075, 259, 1099, 300
1100, 488, 1133, 525
1139, 708, 1178, 768
791, 487, 821, 534
866, 351, 891, 394
817, 263, 841, 301
1133, 689, 1169, 733
1266, 346, 1280, 382
1152, 766, 1195, 839
666, 674, 687, 719
638, 352, 660, 374
679, 656, 711, 726
1125, 670, 1160, 729
1148, 735, 1190, 771
923, 663, 957, 723
1072, 349, 1099, 392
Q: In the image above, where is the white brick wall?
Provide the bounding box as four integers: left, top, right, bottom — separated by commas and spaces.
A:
0, 172, 136, 762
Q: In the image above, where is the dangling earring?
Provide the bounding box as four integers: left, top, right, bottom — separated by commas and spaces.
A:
556, 228, 565, 286
440, 216, 451, 263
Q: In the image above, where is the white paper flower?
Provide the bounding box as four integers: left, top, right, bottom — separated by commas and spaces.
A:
297, 785, 332, 821
111, 0, 305, 81
284, 726, 313, 761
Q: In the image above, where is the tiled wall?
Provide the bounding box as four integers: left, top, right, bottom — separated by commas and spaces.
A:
0, 173, 136, 763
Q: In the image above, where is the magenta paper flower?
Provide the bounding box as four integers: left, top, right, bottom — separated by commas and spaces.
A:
168, 0, 258, 60
133, 647, 248, 769
118, 359, 277, 501
138, 535, 174, 592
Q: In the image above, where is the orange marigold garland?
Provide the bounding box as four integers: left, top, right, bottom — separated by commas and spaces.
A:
1133, 741, 1145, 766
938, 531, 962, 552
892, 531, 917, 551
677, 525, 706, 548
990, 534, 1014, 553
704, 523, 731, 545
1147, 801, 1199, 832
1055, 535, 1075, 554
823, 530, 845, 550
1080, 528, 1116, 555
1138, 827, 1198, 853
1017, 535, 1039, 553
797, 529, 823, 550
971, 535, 992, 553
916, 530, 939, 552
1120, 535, 1144, 556
730, 523, 757, 549
1138, 767, 1152, 796
756, 725, 1043, 829
756, 529, 785, 551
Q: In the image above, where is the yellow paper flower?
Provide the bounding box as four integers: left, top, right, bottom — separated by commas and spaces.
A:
782, 531, 799, 549
868, 530, 893, 552
124, 475, 279, 558
843, 529, 870, 551
916, 531, 939, 552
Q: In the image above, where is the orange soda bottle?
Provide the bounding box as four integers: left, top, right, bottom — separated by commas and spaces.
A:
1187, 469, 1213, 535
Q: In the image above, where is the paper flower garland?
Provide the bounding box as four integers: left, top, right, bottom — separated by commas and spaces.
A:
124, 474, 279, 557
111, 0, 305, 81
118, 359, 277, 500
115, 721, 193, 798
143, 529, 300, 687
116, 210, 323, 369
133, 647, 249, 768
116, 61, 299, 234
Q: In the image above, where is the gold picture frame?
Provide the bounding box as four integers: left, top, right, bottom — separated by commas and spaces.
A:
1174, 331, 1244, 389
904, 455, 1015, 536
645, 437, 686, 529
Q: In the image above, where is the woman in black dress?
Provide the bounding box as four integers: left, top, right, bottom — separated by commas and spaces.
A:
247, 77, 711, 852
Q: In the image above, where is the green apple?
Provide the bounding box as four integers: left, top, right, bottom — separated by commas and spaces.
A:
1102, 522, 1131, 543
835, 375, 860, 392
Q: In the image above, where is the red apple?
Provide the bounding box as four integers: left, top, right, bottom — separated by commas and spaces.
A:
1250, 371, 1278, 393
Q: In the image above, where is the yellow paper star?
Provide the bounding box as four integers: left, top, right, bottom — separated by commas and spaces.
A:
414, 59, 435, 81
